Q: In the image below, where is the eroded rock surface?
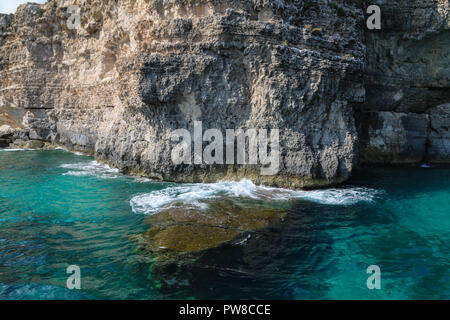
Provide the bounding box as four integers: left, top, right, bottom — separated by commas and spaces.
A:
1, 0, 366, 188
357, 111, 429, 164
429, 103, 450, 162
0, 0, 449, 185
358, 0, 449, 164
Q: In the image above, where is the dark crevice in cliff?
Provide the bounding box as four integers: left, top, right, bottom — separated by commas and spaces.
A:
422, 113, 432, 164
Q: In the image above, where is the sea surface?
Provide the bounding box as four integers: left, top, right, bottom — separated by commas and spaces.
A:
0, 149, 449, 300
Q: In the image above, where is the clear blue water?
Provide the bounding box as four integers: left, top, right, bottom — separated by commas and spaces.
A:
0, 149, 449, 300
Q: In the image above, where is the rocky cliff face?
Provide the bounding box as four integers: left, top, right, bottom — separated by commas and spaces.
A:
0, 0, 448, 188
358, 0, 449, 164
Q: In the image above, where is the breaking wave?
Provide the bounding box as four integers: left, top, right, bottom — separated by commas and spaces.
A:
0, 148, 36, 152
130, 179, 384, 215
54, 147, 85, 156
133, 177, 154, 183
60, 161, 119, 178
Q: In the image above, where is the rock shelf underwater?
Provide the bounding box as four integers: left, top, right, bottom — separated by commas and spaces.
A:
0, 149, 449, 299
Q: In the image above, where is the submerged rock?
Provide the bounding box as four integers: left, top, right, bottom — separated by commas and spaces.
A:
133, 197, 289, 292
140, 199, 287, 254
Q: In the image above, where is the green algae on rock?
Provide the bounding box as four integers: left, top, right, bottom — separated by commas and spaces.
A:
139, 199, 287, 254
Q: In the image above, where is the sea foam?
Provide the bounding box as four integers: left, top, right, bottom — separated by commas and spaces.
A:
0, 148, 36, 152
130, 179, 383, 215
55, 147, 85, 156
60, 161, 119, 178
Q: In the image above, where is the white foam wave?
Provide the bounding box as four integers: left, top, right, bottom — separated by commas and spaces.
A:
60, 161, 119, 178
0, 148, 36, 152
133, 177, 155, 183
54, 147, 85, 156
235, 234, 252, 246
130, 179, 384, 215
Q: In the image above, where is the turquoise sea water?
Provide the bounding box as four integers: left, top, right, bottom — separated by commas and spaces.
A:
0, 149, 449, 300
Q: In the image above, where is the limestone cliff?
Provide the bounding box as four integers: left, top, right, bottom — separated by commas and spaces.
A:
358, 0, 449, 164
0, 0, 448, 188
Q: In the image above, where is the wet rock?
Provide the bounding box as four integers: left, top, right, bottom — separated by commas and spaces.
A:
140, 199, 287, 254
133, 198, 287, 289
135, 198, 289, 292
142, 198, 328, 295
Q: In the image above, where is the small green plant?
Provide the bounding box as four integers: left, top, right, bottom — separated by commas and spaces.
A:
7, 18, 15, 27
281, 39, 288, 46
37, 8, 45, 17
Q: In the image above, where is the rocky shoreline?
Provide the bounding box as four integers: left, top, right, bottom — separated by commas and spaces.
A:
1, 0, 449, 189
